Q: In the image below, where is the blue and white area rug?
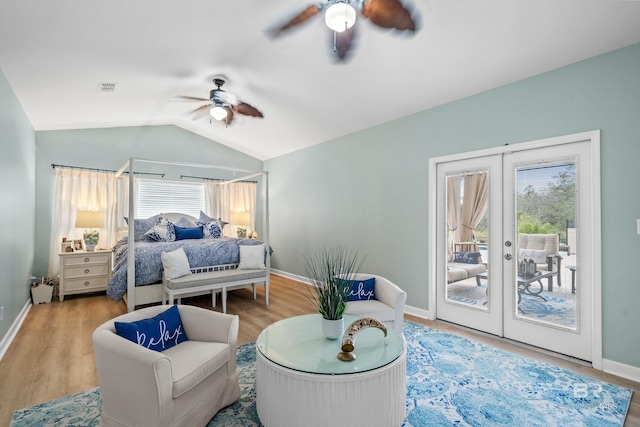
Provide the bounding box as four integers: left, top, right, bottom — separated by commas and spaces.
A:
11, 322, 631, 427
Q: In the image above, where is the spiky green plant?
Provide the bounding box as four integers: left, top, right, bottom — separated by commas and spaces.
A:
303, 246, 365, 320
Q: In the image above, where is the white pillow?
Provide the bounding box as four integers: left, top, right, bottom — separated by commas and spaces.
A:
518, 248, 547, 264
238, 244, 266, 270
161, 248, 192, 280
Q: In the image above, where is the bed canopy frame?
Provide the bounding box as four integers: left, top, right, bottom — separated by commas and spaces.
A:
116, 157, 270, 312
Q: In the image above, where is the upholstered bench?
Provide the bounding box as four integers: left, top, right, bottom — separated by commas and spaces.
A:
162, 264, 268, 313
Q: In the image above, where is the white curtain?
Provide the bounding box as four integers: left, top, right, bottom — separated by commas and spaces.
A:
48, 168, 118, 277
447, 176, 461, 259
219, 182, 257, 237
203, 181, 220, 219
458, 172, 489, 243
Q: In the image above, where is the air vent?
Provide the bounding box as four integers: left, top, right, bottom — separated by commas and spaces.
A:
97, 82, 117, 92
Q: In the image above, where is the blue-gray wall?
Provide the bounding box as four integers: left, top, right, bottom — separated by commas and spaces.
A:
0, 68, 35, 339
265, 42, 640, 368
34, 125, 264, 277
3, 42, 640, 370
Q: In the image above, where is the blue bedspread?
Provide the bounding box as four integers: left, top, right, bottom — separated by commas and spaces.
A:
106, 237, 268, 302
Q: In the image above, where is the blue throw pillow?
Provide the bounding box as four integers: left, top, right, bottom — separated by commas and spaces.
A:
339, 278, 376, 301
453, 251, 481, 264
175, 225, 204, 240
114, 305, 188, 352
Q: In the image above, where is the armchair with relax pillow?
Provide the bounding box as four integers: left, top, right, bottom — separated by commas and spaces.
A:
92, 305, 241, 427
342, 273, 407, 334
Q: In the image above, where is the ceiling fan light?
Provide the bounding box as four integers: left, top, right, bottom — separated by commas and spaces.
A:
210, 106, 227, 120
325, 2, 356, 32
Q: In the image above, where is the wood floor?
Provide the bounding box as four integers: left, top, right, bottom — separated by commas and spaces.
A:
1, 274, 639, 426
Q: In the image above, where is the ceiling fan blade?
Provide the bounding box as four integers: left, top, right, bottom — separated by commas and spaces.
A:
190, 104, 212, 120
233, 102, 264, 118
361, 0, 416, 31
224, 108, 234, 125
176, 95, 210, 102
268, 4, 322, 37
332, 26, 357, 62
190, 104, 211, 114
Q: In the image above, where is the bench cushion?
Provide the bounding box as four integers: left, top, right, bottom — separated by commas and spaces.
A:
165, 268, 267, 290
447, 262, 487, 283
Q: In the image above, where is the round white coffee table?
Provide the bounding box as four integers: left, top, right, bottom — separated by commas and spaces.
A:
255, 314, 406, 427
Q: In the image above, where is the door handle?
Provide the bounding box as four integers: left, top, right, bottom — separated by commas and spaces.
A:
504, 254, 513, 260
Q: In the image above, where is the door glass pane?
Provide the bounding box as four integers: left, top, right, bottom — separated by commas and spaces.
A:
514, 162, 577, 330
445, 170, 489, 310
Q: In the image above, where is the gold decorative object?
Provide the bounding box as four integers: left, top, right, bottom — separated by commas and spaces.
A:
337, 317, 387, 361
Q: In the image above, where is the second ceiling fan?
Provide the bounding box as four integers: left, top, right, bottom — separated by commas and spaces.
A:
177, 78, 264, 126
270, 0, 418, 61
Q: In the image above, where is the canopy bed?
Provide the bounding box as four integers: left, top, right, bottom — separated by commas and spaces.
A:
112, 158, 270, 312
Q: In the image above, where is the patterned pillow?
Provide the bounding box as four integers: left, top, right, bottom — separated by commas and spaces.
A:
453, 251, 481, 264
145, 216, 176, 242
198, 211, 228, 236
338, 278, 377, 301
124, 214, 162, 242
173, 216, 197, 228
199, 211, 216, 223
114, 305, 188, 352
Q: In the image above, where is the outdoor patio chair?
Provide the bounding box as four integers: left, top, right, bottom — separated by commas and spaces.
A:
517, 233, 562, 291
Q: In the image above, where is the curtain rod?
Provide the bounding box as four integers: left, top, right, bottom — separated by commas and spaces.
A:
180, 174, 257, 183
51, 163, 165, 177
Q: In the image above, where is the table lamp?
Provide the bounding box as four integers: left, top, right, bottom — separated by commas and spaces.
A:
230, 211, 250, 238
76, 210, 105, 251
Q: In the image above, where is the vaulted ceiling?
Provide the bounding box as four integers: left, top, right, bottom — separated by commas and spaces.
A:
1, 1, 640, 160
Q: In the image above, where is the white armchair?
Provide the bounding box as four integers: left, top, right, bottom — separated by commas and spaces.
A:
344, 273, 407, 334
92, 305, 241, 427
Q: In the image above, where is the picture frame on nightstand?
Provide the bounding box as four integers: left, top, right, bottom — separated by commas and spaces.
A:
61, 241, 74, 253
72, 239, 84, 251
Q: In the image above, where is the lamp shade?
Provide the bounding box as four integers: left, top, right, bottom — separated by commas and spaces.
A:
325, 2, 356, 32
75, 210, 105, 229
230, 212, 251, 227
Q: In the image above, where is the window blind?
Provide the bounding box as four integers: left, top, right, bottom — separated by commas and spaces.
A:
136, 179, 205, 219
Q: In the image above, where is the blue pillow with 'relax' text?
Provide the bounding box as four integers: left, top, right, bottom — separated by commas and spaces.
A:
339, 278, 376, 301
114, 305, 188, 352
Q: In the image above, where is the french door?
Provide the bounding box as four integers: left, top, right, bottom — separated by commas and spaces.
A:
432, 132, 600, 363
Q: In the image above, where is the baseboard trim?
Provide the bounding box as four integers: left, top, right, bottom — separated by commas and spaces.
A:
270, 269, 311, 285
404, 304, 435, 320
603, 358, 640, 383
0, 299, 32, 362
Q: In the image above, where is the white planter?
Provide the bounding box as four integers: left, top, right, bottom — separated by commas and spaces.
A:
321, 317, 344, 340
31, 284, 53, 304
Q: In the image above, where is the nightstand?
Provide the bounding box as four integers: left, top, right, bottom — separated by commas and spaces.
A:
58, 250, 112, 301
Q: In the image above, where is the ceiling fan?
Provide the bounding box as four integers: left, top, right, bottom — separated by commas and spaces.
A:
177, 78, 264, 126
269, 0, 417, 61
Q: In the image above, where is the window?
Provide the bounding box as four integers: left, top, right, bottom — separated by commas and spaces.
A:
136, 179, 205, 219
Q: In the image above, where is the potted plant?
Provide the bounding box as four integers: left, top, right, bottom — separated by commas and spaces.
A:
303, 246, 365, 339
